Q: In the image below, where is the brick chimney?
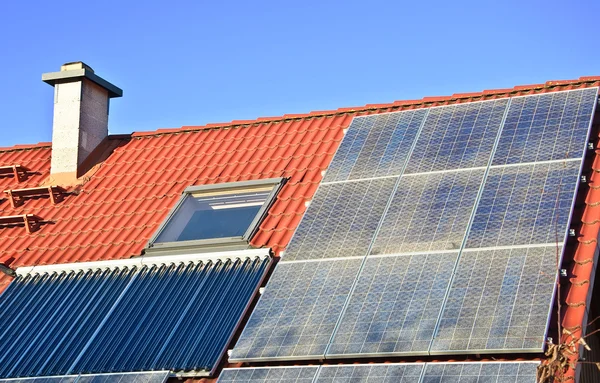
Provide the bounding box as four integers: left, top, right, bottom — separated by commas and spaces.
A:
42, 62, 122, 184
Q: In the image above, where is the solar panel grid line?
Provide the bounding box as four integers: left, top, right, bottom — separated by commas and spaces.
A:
401, 165, 488, 178
461, 242, 565, 252
489, 157, 583, 169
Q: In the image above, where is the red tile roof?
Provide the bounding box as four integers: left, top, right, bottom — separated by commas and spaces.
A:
1, 75, 599, 381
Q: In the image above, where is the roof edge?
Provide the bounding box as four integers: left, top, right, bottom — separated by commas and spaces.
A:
0, 141, 51, 153
130, 76, 600, 138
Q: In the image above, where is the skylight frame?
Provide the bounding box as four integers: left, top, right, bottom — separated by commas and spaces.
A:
146, 178, 285, 252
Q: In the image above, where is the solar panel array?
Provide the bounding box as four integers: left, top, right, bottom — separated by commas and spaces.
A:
0, 256, 269, 378
231, 87, 598, 363
218, 362, 539, 383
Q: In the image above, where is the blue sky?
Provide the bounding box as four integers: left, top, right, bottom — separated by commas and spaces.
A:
1, 0, 598, 147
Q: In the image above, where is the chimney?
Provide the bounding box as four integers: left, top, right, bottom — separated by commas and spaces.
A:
42, 62, 122, 184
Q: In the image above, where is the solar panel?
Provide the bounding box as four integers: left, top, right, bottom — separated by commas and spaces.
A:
72, 258, 269, 375
217, 367, 319, 383
283, 178, 396, 261
421, 361, 539, 383
492, 88, 598, 166
76, 371, 169, 383
230, 258, 362, 362
0, 254, 269, 378
405, 99, 508, 174
466, 161, 581, 248
370, 169, 484, 255
317, 363, 424, 383
430, 246, 557, 353
0, 268, 136, 378
322, 109, 427, 183
327, 253, 457, 357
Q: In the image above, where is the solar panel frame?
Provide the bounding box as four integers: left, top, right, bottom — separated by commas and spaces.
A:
316, 363, 425, 383
230, 258, 363, 362
282, 178, 397, 261
465, 161, 582, 249
404, 99, 509, 174
326, 253, 458, 358
75, 371, 170, 383
217, 366, 319, 383
430, 246, 558, 354
321, 109, 428, 183
370, 169, 485, 255
492, 87, 598, 166
421, 361, 539, 383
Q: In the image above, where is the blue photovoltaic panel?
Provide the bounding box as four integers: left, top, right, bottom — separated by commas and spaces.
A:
370, 169, 484, 255
72, 258, 268, 375
283, 178, 396, 261
230, 259, 362, 361
317, 363, 424, 383
466, 161, 581, 248
217, 367, 319, 383
492, 88, 598, 166
404, 99, 508, 174
0, 268, 136, 378
327, 253, 457, 357
421, 362, 539, 383
0, 257, 269, 378
430, 246, 557, 353
322, 109, 427, 183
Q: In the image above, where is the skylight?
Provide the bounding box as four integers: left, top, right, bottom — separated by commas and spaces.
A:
148, 178, 285, 251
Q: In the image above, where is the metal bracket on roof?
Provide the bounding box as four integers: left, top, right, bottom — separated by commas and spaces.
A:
15, 248, 272, 276
0, 263, 16, 277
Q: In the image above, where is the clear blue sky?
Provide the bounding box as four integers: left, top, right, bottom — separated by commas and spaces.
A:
1, 0, 598, 147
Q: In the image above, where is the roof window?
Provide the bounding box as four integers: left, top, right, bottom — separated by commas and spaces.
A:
147, 178, 285, 253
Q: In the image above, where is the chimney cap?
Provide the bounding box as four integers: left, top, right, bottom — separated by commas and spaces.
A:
42, 62, 122, 98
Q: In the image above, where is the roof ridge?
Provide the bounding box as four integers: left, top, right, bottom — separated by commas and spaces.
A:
128, 76, 600, 138
0, 142, 51, 153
